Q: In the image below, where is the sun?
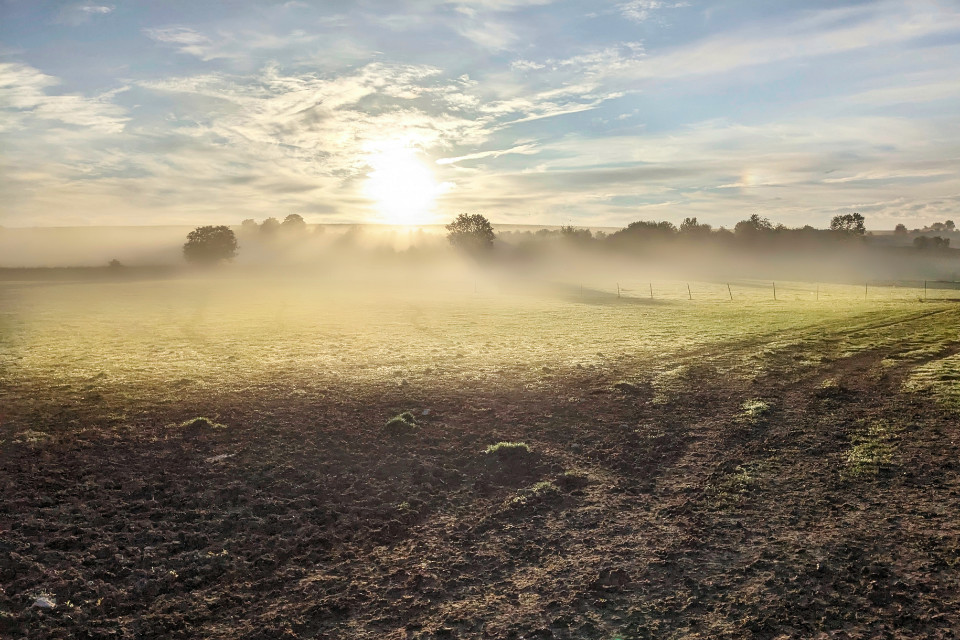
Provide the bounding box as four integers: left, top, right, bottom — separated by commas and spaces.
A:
363, 143, 449, 225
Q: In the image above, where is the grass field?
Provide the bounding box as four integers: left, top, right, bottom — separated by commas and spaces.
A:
2, 271, 960, 638
1, 273, 953, 400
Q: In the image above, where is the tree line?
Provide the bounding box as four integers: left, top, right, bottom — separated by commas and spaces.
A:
181, 212, 953, 264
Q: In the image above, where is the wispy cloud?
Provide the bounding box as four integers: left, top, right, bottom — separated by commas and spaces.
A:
55, 3, 114, 26
3, 0, 960, 227
618, 1, 687, 24
143, 26, 325, 62
437, 142, 539, 165
0, 62, 128, 133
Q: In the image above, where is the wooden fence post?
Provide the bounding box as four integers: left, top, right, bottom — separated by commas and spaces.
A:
727, 283, 733, 300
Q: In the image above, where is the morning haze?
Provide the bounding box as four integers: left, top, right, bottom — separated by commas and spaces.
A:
2, 1, 960, 638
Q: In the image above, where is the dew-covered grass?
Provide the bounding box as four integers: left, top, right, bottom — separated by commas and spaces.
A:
0, 273, 955, 416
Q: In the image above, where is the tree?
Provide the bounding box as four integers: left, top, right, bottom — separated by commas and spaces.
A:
914, 236, 950, 250
560, 225, 593, 244
947, 220, 956, 231
679, 217, 712, 236
259, 217, 280, 236
240, 219, 259, 234
894, 223, 908, 236
608, 220, 677, 246
281, 214, 307, 233
183, 226, 238, 264
829, 213, 866, 235
446, 213, 495, 255
734, 214, 773, 237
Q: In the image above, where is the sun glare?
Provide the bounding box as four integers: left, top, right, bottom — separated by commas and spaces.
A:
363, 144, 449, 225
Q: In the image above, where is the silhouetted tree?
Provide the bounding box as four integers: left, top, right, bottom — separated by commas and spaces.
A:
560, 225, 593, 244
240, 219, 259, 235
894, 223, 908, 236
259, 217, 280, 236
183, 226, 238, 264
914, 236, 950, 250
830, 213, 866, 235
734, 214, 773, 238
947, 220, 956, 231
108, 258, 123, 268
446, 213, 495, 255
281, 214, 307, 233
679, 217, 712, 237
608, 220, 677, 246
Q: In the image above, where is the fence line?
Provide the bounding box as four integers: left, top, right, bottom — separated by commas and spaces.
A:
568, 279, 960, 303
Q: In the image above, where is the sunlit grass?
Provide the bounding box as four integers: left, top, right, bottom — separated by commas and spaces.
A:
0, 275, 955, 419
904, 353, 960, 410
740, 399, 770, 419
846, 421, 901, 477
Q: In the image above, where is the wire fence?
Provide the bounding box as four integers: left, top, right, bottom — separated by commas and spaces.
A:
576, 279, 960, 303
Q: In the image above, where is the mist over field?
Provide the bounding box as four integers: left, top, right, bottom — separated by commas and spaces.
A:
3, 219, 958, 285
4, 0, 960, 638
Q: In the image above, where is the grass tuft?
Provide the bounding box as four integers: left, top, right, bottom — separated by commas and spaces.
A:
384, 412, 418, 435
509, 480, 561, 507
484, 441, 531, 461
740, 399, 770, 419
178, 416, 227, 430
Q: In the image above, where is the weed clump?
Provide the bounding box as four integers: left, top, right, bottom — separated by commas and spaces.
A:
509, 480, 561, 507
484, 441, 531, 462
384, 412, 418, 435
555, 469, 590, 491
178, 417, 227, 430
740, 399, 770, 419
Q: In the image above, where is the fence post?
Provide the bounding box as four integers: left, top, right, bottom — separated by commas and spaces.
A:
924, 280, 927, 301
773, 281, 777, 301
649, 282, 653, 299
687, 283, 692, 300
865, 282, 868, 300
617, 283, 620, 299
727, 283, 733, 301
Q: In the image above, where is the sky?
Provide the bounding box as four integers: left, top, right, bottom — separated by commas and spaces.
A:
2, 0, 960, 229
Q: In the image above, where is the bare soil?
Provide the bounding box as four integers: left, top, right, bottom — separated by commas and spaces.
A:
2, 310, 960, 639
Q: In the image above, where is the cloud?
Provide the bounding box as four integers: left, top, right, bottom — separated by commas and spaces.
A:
55, 3, 114, 26
618, 1, 687, 24
437, 142, 539, 165
5, 0, 960, 228
0, 62, 128, 133
511, 60, 546, 71
614, 1, 960, 80
143, 25, 323, 62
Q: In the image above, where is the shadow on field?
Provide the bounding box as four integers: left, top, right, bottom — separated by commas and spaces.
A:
506, 281, 677, 306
